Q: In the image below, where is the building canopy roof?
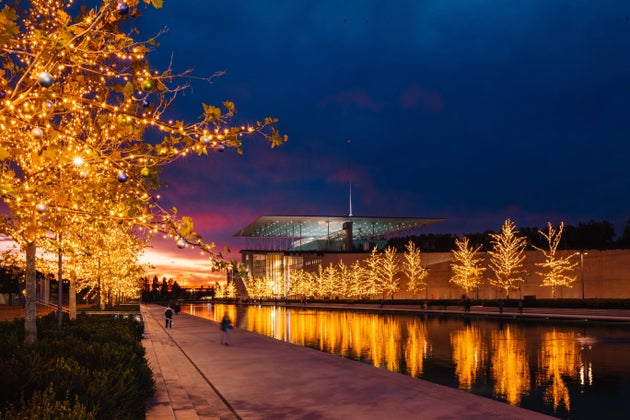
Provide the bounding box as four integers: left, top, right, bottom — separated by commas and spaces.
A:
234, 215, 445, 239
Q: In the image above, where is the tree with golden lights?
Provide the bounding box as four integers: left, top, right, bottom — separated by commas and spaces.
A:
377, 245, 400, 299
319, 262, 339, 299
450, 236, 485, 295
244, 275, 269, 301
534, 222, 578, 298
403, 240, 428, 297
488, 219, 527, 298
75, 223, 147, 307
364, 246, 382, 298
335, 259, 350, 298
36, 217, 147, 319
216, 281, 237, 299
346, 259, 367, 299
0, 1, 285, 342
285, 268, 305, 300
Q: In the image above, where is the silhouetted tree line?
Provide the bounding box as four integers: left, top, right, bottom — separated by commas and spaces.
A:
141, 275, 183, 302
388, 219, 630, 252
0, 265, 23, 305
141, 274, 214, 302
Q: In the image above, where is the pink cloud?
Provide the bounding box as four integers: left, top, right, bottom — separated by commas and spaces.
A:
321, 88, 381, 112
141, 241, 222, 288
400, 84, 443, 111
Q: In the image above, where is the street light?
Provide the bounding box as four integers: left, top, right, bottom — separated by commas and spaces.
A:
579, 251, 588, 300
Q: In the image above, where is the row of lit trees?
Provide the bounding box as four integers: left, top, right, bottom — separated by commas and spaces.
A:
389, 219, 627, 251
245, 240, 428, 300
452, 219, 577, 298
242, 219, 577, 300
0, 1, 284, 342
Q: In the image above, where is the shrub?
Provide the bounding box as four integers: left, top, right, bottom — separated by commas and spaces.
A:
0, 314, 154, 419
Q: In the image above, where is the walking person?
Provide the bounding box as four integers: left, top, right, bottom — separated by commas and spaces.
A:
498, 298, 504, 314
164, 305, 174, 328
220, 312, 232, 345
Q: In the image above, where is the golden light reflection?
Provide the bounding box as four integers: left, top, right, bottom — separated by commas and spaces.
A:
405, 318, 429, 377
491, 326, 530, 405
194, 304, 425, 374
451, 324, 487, 390
182, 304, 630, 417
537, 329, 580, 412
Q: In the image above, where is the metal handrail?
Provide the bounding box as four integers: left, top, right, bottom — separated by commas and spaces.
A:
36, 299, 69, 313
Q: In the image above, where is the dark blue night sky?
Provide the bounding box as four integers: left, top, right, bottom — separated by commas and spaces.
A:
134, 1, 630, 276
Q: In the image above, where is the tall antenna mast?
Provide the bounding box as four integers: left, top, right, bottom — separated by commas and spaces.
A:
348, 139, 353, 217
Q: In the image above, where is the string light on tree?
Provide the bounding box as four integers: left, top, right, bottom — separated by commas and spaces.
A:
533, 222, 578, 298
488, 219, 527, 298
450, 236, 486, 295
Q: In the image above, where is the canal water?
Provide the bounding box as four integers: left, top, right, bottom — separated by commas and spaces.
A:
184, 303, 630, 419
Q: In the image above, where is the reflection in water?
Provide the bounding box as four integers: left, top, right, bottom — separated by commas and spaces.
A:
405, 318, 429, 377
537, 330, 580, 413
184, 303, 630, 419
451, 324, 487, 390
491, 325, 530, 405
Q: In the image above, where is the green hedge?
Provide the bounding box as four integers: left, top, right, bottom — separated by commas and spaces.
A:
0, 314, 154, 419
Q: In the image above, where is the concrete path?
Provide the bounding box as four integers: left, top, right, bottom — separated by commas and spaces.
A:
141, 304, 554, 420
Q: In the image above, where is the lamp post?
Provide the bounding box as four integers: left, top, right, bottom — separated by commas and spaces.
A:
579, 251, 588, 300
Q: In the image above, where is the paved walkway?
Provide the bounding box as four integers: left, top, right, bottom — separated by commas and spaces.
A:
141, 303, 559, 420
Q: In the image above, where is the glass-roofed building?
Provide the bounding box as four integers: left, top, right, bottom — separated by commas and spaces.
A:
234, 215, 444, 295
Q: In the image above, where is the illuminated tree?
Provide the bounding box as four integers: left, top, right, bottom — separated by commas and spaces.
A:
377, 246, 400, 299
534, 222, 578, 298
224, 281, 237, 299
214, 283, 226, 299
488, 219, 527, 298
35, 218, 146, 316
403, 240, 428, 297
245, 275, 268, 301
346, 260, 367, 299
0, 1, 284, 342
364, 246, 381, 298
75, 224, 147, 307
450, 236, 486, 295
319, 262, 338, 299
299, 270, 317, 299
287, 268, 311, 300
335, 259, 350, 298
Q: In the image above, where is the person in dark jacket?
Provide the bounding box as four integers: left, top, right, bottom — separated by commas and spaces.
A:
220, 313, 232, 345
164, 305, 174, 328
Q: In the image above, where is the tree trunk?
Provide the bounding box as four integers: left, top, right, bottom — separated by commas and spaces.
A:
69, 270, 77, 321
24, 241, 37, 344
57, 243, 63, 328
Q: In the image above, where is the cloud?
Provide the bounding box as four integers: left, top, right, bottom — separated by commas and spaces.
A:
142, 237, 222, 287
400, 84, 443, 111
321, 88, 381, 112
